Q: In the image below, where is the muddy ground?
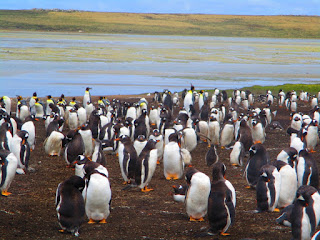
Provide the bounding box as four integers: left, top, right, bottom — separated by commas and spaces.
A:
0, 94, 317, 240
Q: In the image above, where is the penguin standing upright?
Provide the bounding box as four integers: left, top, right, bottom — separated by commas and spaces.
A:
21, 115, 36, 151
180, 127, 197, 152
34, 98, 45, 119
64, 130, 85, 166
256, 164, 281, 212
0, 122, 12, 150
277, 147, 298, 165
82, 161, 111, 224
230, 141, 245, 166
135, 139, 158, 192
10, 130, 30, 174
184, 168, 211, 221
251, 117, 266, 144
303, 119, 319, 152
205, 143, 219, 167
0, 149, 18, 196
0, 96, 11, 115
238, 119, 253, 152
79, 124, 94, 158
91, 139, 107, 167
55, 175, 85, 237
88, 110, 101, 139
220, 119, 234, 149
244, 143, 269, 188
207, 162, 235, 236
116, 135, 137, 184
296, 150, 319, 189
208, 115, 220, 145
68, 108, 79, 131
184, 85, 194, 115
163, 132, 184, 180
46, 95, 54, 116
83, 87, 92, 107
291, 185, 320, 240
149, 129, 164, 163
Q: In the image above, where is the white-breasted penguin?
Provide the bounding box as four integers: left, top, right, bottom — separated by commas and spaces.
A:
184, 167, 211, 221
0, 149, 18, 196
205, 143, 219, 167
10, 130, 30, 174
68, 108, 79, 131
21, 115, 37, 151
0, 122, 12, 151
79, 124, 94, 158
55, 175, 85, 237
64, 129, 85, 166
149, 129, 164, 163
91, 139, 107, 167
303, 119, 319, 152
291, 185, 320, 240
256, 164, 281, 212
133, 135, 148, 157
44, 131, 65, 157
244, 143, 269, 188
82, 161, 111, 224
251, 117, 266, 144
220, 118, 234, 149
230, 141, 245, 166
180, 127, 197, 152
83, 87, 92, 107
296, 149, 319, 189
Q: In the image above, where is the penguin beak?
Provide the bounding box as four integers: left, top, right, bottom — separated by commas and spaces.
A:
156, 140, 160, 143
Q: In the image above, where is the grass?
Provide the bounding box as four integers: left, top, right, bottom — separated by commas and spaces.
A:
0, 10, 319, 38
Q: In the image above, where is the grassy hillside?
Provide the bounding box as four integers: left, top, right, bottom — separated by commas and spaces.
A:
0, 10, 319, 38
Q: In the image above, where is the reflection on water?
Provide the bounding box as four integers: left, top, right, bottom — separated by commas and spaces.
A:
1, 32, 319, 97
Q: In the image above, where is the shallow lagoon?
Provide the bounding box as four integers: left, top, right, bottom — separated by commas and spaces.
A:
1, 32, 319, 97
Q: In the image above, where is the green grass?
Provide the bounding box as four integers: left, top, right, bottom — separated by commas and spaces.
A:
0, 10, 319, 38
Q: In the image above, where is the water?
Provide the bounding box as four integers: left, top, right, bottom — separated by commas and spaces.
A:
1, 32, 319, 97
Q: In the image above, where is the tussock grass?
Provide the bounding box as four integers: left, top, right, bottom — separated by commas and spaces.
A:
0, 10, 319, 38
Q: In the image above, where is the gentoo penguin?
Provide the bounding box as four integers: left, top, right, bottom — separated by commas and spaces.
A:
64, 129, 85, 166
68, 108, 78, 131
0, 96, 11, 115
74, 104, 87, 127
172, 184, 188, 203
82, 161, 111, 224
290, 132, 305, 153
91, 139, 107, 167
10, 130, 30, 174
21, 115, 36, 151
133, 135, 148, 157
180, 127, 197, 152
0, 149, 18, 196
184, 168, 211, 221
85, 102, 95, 121
244, 143, 269, 188
220, 118, 234, 149
303, 119, 319, 152
88, 109, 101, 139
197, 118, 209, 143
74, 155, 90, 178
230, 141, 245, 166
251, 117, 265, 144
272, 160, 297, 208
163, 132, 184, 180
78, 124, 94, 158
55, 175, 85, 236
0, 122, 12, 150
44, 131, 65, 156
206, 162, 235, 236
207, 115, 220, 145
116, 135, 137, 184
205, 143, 219, 167
287, 112, 303, 134
238, 119, 253, 152
149, 105, 160, 128
256, 164, 281, 212
46, 115, 64, 137
83, 87, 92, 107
291, 185, 320, 240
296, 150, 319, 189
149, 129, 164, 163
277, 147, 298, 165
134, 139, 158, 192
276, 204, 294, 227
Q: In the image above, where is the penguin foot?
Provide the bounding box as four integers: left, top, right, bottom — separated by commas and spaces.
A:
221, 146, 225, 149
1, 191, 12, 196
116, 153, 119, 157
88, 219, 96, 224
231, 163, 239, 166
157, 160, 160, 165
141, 186, 154, 192
220, 232, 230, 236
99, 219, 107, 224
273, 208, 280, 213
189, 217, 204, 222
59, 229, 65, 233
254, 141, 262, 144
245, 186, 253, 189
166, 174, 179, 180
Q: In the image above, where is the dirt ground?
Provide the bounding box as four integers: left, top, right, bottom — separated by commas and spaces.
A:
0, 93, 316, 240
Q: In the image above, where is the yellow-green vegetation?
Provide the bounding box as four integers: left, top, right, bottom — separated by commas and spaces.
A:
0, 10, 319, 38
241, 84, 320, 95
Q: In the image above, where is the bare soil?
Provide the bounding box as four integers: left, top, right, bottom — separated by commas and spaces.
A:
0, 94, 315, 240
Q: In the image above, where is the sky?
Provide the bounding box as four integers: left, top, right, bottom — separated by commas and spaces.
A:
1, 0, 319, 15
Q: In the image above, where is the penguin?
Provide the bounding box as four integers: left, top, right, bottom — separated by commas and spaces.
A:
55, 175, 85, 237
184, 168, 211, 221
0, 96, 11, 115
180, 127, 197, 152
172, 184, 188, 203
276, 204, 294, 227
238, 119, 253, 152
149, 129, 164, 163
46, 115, 64, 137
85, 102, 95, 121
91, 139, 107, 167
208, 115, 220, 145
82, 161, 111, 224
230, 141, 245, 166
272, 160, 297, 208
0, 122, 12, 150
78, 124, 94, 158
0, 149, 18, 196
288, 113, 303, 134
251, 117, 266, 144
88, 109, 101, 139
277, 147, 298, 165
74, 155, 90, 178
64, 129, 85, 166
256, 164, 281, 212
244, 143, 269, 188
296, 149, 319, 189
83, 87, 92, 107
149, 105, 160, 128
220, 118, 234, 149
197, 119, 209, 143
17, 100, 30, 122
74, 104, 87, 127
133, 135, 148, 157
34, 98, 45, 120
183, 85, 194, 115
312, 230, 320, 240
134, 138, 158, 192
68, 108, 79, 130
21, 115, 37, 151
10, 130, 30, 174
303, 119, 319, 152
290, 132, 305, 153
163, 132, 184, 180
45, 113, 55, 131
291, 185, 320, 240
207, 162, 235, 236
44, 131, 65, 157
205, 143, 219, 167
116, 135, 137, 184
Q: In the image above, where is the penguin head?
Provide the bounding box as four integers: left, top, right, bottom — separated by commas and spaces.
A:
145, 139, 158, 150
152, 129, 161, 137
249, 143, 265, 157
64, 175, 85, 192
211, 162, 226, 181
172, 184, 188, 195
185, 167, 199, 185
296, 185, 317, 207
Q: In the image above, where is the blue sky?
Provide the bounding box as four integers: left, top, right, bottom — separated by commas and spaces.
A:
1, 0, 319, 15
